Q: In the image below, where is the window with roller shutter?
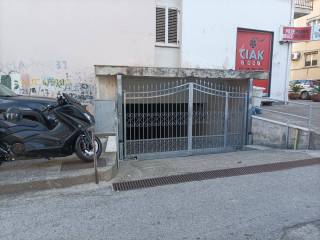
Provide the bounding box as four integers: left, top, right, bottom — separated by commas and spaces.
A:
156, 7, 166, 43
156, 7, 179, 46
168, 9, 178, 44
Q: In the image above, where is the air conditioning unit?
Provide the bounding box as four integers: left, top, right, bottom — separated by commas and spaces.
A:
291, 52, 301, 61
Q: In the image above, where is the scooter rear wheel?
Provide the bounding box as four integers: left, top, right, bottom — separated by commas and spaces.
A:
75, 135, 102, 162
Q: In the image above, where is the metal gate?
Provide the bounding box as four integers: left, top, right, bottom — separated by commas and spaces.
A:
123, 81, 248, 159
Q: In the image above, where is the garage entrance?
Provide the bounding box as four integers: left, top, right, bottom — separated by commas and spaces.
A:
122, 79, 248, 160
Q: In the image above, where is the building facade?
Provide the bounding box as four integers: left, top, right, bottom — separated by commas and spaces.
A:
291, 0, 320, 81
0, 0, 294, 104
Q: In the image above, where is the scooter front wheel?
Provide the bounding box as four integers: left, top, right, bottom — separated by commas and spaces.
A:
75, 135, 102, 162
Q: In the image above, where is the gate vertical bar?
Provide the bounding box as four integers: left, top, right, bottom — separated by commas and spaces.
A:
146, 84, 149, 154
142, 83, 145, 154
246, 78, 253, 145
123, 92, 127, 158
133, 84, 136, 157
188, 83, 194, 151
116, 74, 123, 161
224, 92, 229, 148
242, 93, 248, 147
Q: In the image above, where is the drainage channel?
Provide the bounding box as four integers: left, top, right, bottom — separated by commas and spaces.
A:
112, 158, 320, 191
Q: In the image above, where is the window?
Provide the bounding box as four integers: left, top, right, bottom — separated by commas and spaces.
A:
156, 7, 166, 43
307, 18, 320, 27
305, 52, 318, 67
156, 7, 179, 46
168, 8, 178, 44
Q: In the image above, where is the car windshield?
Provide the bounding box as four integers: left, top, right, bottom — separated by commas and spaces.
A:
290, 80, 299, 85
0, 84, 17, 97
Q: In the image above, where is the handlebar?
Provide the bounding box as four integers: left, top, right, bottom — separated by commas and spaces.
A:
41, 104, 56, 113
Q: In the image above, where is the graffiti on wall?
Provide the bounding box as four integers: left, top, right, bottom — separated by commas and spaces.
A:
0, 60, 95, 103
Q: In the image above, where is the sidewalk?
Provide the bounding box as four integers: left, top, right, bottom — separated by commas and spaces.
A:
112, 146, 320, 183
0, 136, 118, 195
2, 144, 320, 195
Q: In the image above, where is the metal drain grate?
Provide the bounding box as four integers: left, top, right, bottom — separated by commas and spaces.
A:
113, 158, 320, 191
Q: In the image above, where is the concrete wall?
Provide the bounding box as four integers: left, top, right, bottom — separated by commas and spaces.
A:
0, 0, 292, 103
96, 76, 117, 100
154, 0, 182, 68
180, 0, 292, 100
251, 116, 320, 150
94, 100, 117, 134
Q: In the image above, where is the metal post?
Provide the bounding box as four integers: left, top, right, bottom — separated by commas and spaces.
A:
246, 78, 253, 145
188, 83, 194, 151
224, 92, 229, 148
242, 93, 248, 146
116, 74, 123, 162
286, 124, 290, 149
123, 92, 127, 159
92, 131, 99, 184
307, 105, 312, 150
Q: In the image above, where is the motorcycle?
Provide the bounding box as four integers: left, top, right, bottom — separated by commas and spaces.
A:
0, 93, 102, 165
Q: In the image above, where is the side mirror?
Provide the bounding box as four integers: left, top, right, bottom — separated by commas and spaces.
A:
57, 95, 65, 106
3, 108, 23, 122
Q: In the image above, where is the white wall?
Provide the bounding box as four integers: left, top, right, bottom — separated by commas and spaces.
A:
0, 0, 155, 102
154, 0, 182, 68
181, 0, 292, 100
0, 0, 293, 101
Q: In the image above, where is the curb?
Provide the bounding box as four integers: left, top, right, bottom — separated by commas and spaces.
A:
0, 155, 118, 195
0, 135, 118, 195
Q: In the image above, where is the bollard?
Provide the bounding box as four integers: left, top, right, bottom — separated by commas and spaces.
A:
92, 130, 99, 184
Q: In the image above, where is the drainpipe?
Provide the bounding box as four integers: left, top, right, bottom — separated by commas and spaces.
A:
284, 0, 295, 103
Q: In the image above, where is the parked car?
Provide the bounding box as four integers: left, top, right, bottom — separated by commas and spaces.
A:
289, 80, 320, 100
0, 83, 56, 126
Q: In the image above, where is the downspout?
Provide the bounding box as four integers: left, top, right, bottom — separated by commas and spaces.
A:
284, 0, 295, 102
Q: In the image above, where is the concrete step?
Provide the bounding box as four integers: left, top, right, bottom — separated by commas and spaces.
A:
0, 136, 118, 195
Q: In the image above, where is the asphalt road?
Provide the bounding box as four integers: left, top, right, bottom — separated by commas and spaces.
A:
0, 165, 320, 240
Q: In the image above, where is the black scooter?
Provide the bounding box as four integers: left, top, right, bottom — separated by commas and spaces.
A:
0, 93, 102, 165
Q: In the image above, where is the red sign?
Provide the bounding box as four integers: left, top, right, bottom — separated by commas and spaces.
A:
235, 30, 273, 93
281, 26, 311, 42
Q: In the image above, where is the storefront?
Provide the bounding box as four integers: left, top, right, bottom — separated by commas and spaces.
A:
235, 29, 274, 96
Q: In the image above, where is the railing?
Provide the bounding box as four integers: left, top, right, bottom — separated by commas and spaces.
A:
295, 0, 313, 9
252, 97, 320, 149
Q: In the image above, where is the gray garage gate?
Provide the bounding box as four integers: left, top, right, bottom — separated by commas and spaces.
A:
122, 78, 248, 160
94, 66, 268, 161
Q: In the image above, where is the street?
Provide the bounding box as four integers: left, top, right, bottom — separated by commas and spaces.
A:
1, 165, 319, 240
1, 1, 320, 239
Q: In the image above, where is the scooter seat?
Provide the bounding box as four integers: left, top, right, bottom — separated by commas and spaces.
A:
18, 119, 48, 130
1, 118, 48, 131
0, 118, 16, 128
